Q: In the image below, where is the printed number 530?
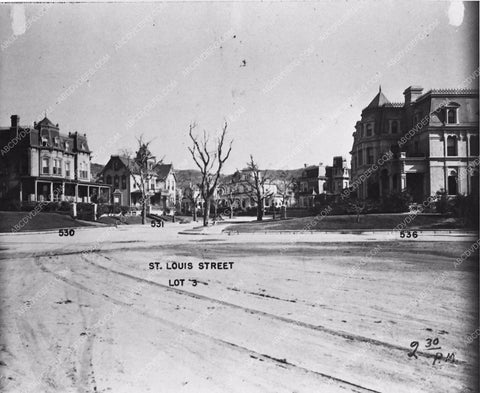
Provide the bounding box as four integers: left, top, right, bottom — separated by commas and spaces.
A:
59, 229, 75, 236
400, 230, 418, 239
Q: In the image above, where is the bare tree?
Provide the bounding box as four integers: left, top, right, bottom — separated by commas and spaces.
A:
184, 183, 201, 222
218, 179, 236, 219
245, 155, 274, 221
124, 136, 157, 225
188, 122, 233, 227
278, 170, 296, 207
349, 200, 366, 223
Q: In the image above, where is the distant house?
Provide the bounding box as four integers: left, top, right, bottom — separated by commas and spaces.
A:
0, 115, 110, 205
217, 169, 278, 210
99, 155, 176, 212
180, 183, 201, 214
297, 165, 322, 208
297, 157, 351, 208
152, 163, 176, 211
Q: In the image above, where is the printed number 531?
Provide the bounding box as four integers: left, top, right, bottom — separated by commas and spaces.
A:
400, 230, 418, 239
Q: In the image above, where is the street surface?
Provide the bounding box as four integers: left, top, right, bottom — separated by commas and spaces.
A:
0, 223, 478, 393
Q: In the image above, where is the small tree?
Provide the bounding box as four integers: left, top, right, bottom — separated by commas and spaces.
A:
124, 137, 157, 225
278, 170, 296, 207
245, 155, 274, 221
188, 122, 233, 226
184, 183, 201, 222
349, 200, 366, 223
218, 180, 236, 219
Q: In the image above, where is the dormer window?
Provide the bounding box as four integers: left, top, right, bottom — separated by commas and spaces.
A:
446, 108, 458, 124
54, 137, 60, 147
41, 137, 48, 147
65, 141, 70, 150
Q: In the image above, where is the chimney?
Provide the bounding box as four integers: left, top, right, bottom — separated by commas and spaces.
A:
304, 163, 307, 168
403, 86, 423, 106
10, 115, 19, 128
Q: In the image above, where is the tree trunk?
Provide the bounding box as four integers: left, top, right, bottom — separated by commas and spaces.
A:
203, 200, 210, 226
230, 202, 233, 219
142, 200, 146, 225
257, 204, 263, 221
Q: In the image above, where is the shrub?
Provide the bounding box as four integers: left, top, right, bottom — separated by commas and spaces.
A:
381, 192, 411, 213
59, 201, 71, 212
451, 194, 479, 228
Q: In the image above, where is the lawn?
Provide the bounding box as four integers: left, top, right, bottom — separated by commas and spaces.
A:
0, 211, 97, 233
225, 213, 467, 232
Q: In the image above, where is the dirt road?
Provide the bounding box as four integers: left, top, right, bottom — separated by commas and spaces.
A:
0, 225, 478, 392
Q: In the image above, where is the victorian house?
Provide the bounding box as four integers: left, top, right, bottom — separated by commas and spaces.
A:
217, 169, 278, 210
297, 157, 350, 208
0, 115, 110, 205
350, 86, 479, 201
100, 155, 176, 212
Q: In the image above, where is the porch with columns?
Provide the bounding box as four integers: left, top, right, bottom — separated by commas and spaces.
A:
20, 177, 111, 203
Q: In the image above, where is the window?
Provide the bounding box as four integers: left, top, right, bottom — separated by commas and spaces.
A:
65, 162, 71, 178
471, 169, 479, 196
79, 162, 88, 179
53, 159, 62, 175
413, 113, 420, 126
357, 149, 363, 166
113, 161, 119, 171
446, 108, 457, 124
470, 135, 479, 156
366, 123, 373, 137
41, 137, 48, 147
42, 157, 49, 174
65, 141, 70, 151
447, 136, 457, 156
121, 175, 127, 189
448, 170, 457, 195
106, 175, 112, 185
114, 175, 119, 188
391, 121, 398, 134
367, 147, 374, 164
54, 137, 60, 148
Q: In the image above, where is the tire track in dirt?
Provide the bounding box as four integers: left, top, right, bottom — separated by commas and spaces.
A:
78, 250, 466, 365
34, 255, 381, 393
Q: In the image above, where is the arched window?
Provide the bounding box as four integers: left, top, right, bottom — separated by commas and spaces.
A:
470, 135, 479, 156
447, 108, 457, 124
114, 175, 119, 188
106, 175, 112, 184
448, 170, 458, 195
121, 175, 127, 189
447, 136, 457, 156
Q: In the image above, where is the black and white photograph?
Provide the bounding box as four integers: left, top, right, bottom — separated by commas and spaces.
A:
0, 1, 479, 392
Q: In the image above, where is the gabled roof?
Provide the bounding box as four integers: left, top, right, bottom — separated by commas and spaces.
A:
366, 87, 391, 109
154, 163, 173, 180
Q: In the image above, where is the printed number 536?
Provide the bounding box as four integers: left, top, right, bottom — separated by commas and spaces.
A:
400, 230, 418, 239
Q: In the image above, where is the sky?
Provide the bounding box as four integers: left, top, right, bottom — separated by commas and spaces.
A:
0, 1, 478, 173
